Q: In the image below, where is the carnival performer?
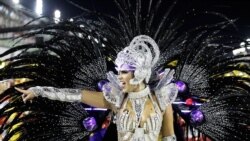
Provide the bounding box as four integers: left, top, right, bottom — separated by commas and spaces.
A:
0, 0, 249, 141
15, 35, 178, 141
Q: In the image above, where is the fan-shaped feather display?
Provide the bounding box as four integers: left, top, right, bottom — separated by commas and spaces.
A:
0, 0, 249, 141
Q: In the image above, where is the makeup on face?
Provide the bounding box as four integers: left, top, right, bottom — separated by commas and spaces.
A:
118, 70, 133, 92
116, 63, 146, 93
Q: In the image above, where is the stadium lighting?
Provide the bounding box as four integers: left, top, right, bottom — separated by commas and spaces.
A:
54, 10, 61, 23
35, 0, 43, 15
12, 0, 20, 4
54, 10, 61, 19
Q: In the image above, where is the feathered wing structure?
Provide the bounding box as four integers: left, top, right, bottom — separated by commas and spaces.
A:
102, 0, 250, 140
0, 19, 110, 140
1, 99, 89, 141
172, 20, 250, 140
0, 88, 90, 141
0, 0, 250, 141
98, 1, 250, 140
195, 90, 250, 141
0, 19, 109, 89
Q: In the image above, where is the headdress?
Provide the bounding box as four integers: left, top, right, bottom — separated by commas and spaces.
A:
115, 35, 160, 84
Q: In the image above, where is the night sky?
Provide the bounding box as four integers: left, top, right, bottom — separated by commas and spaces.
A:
19, 0, 250, 36
20, 0, 116, 18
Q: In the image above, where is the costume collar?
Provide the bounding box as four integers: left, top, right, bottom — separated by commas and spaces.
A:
128, 86, 150, 99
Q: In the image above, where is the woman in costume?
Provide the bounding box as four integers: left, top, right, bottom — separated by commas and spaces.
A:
0, 0, 249, 141
15, 35, 178, 141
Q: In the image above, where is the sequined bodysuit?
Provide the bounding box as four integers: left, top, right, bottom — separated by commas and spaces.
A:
115, 86, 163, 141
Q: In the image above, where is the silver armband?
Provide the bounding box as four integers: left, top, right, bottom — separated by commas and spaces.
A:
28, 86, 82, 102
162, 135, 177, 141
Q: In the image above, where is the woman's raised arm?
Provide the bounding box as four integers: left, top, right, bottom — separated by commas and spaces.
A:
81, 89, 110, 108
15, 87, 111, 109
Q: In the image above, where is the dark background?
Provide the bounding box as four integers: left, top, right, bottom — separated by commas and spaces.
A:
20, 0, 250, 36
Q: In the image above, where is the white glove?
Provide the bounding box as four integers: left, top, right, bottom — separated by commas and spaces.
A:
28, 86, 82, 102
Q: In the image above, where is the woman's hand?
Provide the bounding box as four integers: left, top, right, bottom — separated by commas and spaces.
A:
15, 87, 36, 103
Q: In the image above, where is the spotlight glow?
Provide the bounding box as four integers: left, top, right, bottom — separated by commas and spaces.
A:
54, 10, 61, 23
233, 47, 246, 56
12, 0, 19, 4
54, 10, 61, 19
35, 0, 43, 15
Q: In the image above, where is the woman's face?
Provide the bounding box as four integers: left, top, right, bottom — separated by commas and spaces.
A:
118, 70, 140, 93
